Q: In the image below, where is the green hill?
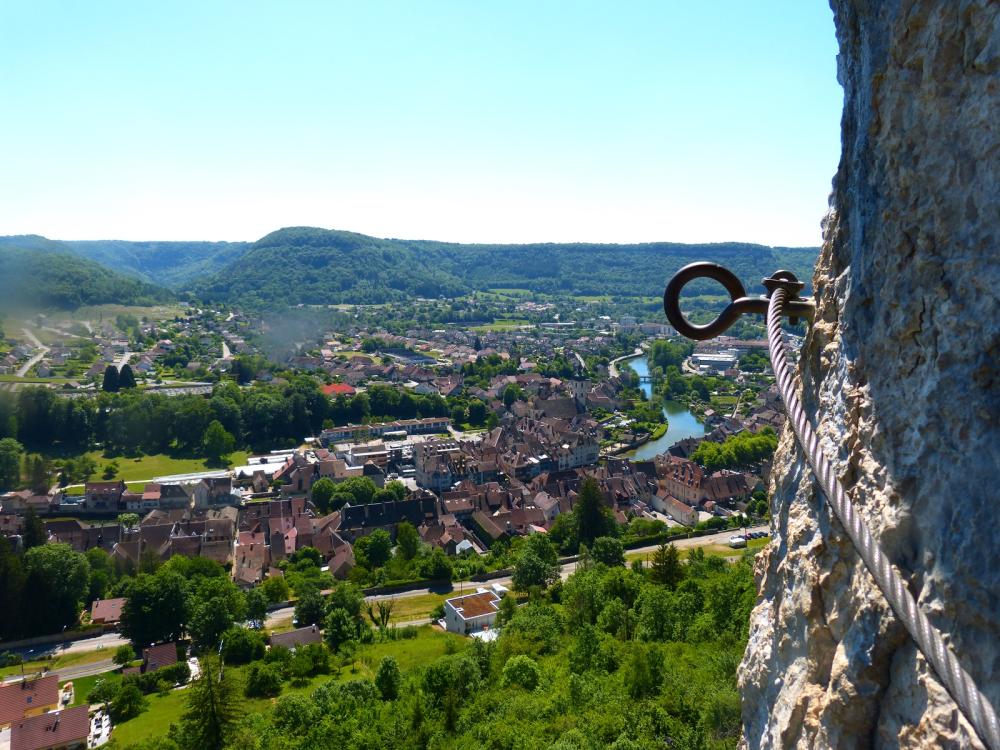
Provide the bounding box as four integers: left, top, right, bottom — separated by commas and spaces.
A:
0, 238, 173, 310
195, 227, 819, 307
66, 239, 251, 288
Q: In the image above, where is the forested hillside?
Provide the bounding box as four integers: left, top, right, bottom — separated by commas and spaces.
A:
67, 239, 251, 287
196, 227, 819, 307
0, 239, 173, 310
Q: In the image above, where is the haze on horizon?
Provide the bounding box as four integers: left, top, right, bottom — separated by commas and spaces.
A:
0, 1, 841, 248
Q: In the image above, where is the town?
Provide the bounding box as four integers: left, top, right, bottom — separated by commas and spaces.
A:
0, 292, 784, 749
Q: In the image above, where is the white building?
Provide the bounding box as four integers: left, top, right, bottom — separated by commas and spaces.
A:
442, 584, 509, 636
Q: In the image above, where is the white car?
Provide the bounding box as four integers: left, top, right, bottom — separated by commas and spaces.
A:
728, 535, 747, 548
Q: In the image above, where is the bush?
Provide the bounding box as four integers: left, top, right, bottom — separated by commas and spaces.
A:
375, 655, 401, 700
502, 655, 541, 690
221, 627, 266, 665
245, 662, 285, 698
113, 644, 135, 667
123, 661, 191, 694
109, 683, 147, 722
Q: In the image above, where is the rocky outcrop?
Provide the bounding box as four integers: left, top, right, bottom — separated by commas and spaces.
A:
738, 2, 999, 748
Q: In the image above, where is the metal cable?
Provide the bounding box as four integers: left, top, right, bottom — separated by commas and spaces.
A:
767, 287, 1000, 750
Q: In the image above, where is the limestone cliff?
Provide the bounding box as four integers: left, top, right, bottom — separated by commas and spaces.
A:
738, 1, 1000, 748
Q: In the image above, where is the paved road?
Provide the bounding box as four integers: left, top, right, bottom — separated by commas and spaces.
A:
116, 351, 133, 368
266, 525, 768, 627
608, 348, 643, 378
40, 525, 770, 656
15, 327, 50, 377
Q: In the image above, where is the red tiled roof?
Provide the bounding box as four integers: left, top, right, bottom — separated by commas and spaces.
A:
90, 597, 126, 624
0, 675, 59, 726
10, 705, 89, 750
321, 382, 356, 396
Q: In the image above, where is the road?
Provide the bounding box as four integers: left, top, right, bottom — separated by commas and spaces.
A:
265, 525, 768, 628
26, 525, 769, 661
608, 348, 643, 378
222, 341, 232, 360
15, 327, 50, 377
116, 351, 133, 368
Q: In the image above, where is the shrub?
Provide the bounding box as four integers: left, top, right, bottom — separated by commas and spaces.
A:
245, 662, 284, 697
502, 655, 541, 690
221, 627, 266, 665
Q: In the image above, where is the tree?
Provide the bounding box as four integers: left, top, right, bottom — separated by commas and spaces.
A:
337, 477, 377, 505
375, 655, 401, 700
497, 593, 518, 626
502, 654, 541, 690
117, 512, 140, 530
25, 453, 51, 493
260, 575, 289, 604
118, 363, 137, 389
23, 543, 90, 634
109, 683, 147, 722
221, 627, 266, 664
328, 582, 364, 621
650, 543, 684, 588
21, 506, 46, 550
310, 477, 337, 514
202, 420, 235, 463
512, 550, 558, 592
591, 537, 625, 567
0, 437, 23, 490
395, 521, 420, 560
502, 384, 522, 407
113, 644, 135, 666
0, 536, 26, 639
121, 569, 190, 647
366, 599, 394, 632
245, 587, 268, 624
294, 588, 326, 627
574, 477, 616, 547
102, 365, 120, 393
355, 529, 392, 569
324, 607, 356, 652
174, 656, 240, 750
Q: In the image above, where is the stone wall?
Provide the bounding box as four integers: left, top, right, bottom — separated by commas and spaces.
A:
738, 1, 999, 748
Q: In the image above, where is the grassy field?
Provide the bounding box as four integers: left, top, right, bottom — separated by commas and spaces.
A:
382, 592, 449, 624
75, 451, 251, 482
110, 626, 465, 746
471, 319, 531, 332
625, 536, 769, 564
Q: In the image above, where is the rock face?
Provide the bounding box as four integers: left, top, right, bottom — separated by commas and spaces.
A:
738, 2, 999, 748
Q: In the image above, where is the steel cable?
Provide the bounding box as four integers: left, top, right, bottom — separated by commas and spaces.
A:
766, 287, 1000, 750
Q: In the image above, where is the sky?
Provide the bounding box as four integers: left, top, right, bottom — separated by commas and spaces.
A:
0, 1, 842, 247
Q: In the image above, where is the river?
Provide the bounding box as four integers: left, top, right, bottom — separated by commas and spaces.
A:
622, 353, 706, 459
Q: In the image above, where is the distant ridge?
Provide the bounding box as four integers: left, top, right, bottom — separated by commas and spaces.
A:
0, 228, 819, 310
0, 237, 173, 310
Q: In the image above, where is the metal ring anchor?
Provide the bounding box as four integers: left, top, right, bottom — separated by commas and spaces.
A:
663, 261, 815, 340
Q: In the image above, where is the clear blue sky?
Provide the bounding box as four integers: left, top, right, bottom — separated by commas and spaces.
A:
0, 1, 842, 246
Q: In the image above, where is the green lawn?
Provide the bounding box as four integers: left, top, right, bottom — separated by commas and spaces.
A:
471, 319, 531, 332
78, 451, 251, 482
382, 592, 449, 624
0, 374, 76, 384
626, 536, 769, 564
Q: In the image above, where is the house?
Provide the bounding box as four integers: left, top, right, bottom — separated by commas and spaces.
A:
83, 481, 126, 511
9, 704, 90, 750
269, 625, 323, 651
320, 382, 356, 397
142, 642, 178, 673
90, 597, 126, 627
442, 585, 507, 636
0, 675, 59, 728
